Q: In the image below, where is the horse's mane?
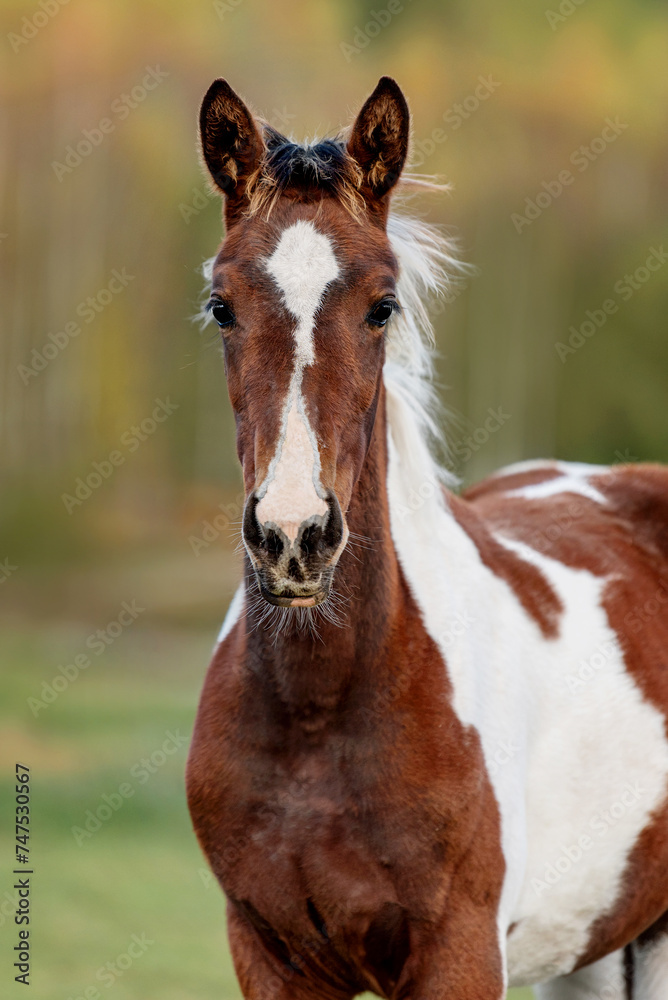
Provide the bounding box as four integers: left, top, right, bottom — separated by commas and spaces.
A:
245, 126, 366, 220
384, 210, 461, 492
200, 128, 466, 493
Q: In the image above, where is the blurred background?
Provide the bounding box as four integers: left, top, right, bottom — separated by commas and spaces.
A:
1, 0, 667, 997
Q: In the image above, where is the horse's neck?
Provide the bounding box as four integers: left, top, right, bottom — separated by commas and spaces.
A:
244, 396, 406, 719
243, 385, 481, 724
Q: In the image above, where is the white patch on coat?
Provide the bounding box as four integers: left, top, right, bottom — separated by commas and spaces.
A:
489, 459, 559, 478
493, 536, 668, 984
636, 934, 668, 998
503, 461, 609, 504
216, 584, 245, 645
533, 949, 626, 999
255, 221, 339, 541
378, 221, 668, 988
386, 427, 668, 990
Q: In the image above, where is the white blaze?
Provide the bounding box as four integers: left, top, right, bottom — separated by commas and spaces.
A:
255, 220, 340, 542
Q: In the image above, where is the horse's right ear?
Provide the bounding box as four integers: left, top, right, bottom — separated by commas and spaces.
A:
199, 79, 263, 221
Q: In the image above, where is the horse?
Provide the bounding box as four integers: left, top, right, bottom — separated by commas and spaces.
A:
186, 76, 668, 999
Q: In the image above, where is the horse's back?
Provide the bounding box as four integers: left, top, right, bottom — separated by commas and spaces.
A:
464, 459, 668, 571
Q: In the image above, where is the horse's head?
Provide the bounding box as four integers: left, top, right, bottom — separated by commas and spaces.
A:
200, 77, 410, 608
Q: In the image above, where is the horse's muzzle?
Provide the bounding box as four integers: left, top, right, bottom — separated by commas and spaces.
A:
242, 490, 346, 606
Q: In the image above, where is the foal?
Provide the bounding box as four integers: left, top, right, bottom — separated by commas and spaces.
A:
187, 77, 668, 999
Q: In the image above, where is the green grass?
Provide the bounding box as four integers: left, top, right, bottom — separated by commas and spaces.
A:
0, 607, 533, 999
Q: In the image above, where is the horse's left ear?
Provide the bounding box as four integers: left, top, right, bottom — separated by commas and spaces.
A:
199, 79, 264, 222
347, 77, 410, 202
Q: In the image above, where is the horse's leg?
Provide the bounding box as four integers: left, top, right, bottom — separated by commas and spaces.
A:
226, 903, 353, 1000
532, 950, 626, 999
403, 907, 506, 999
533, 915, 668, 1000
633, 912, 668, 999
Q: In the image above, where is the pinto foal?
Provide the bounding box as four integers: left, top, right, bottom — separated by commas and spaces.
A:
186, 77, 668, 999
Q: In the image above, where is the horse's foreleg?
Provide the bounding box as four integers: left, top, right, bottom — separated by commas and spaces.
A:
402, 903, 506, 999
226, 901, 353, 1000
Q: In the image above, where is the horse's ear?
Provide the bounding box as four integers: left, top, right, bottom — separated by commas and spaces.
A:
199, 79, 263, 220
347, 77, 410, 202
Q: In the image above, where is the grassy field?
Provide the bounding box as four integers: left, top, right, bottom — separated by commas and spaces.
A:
1, 550, 533, 1000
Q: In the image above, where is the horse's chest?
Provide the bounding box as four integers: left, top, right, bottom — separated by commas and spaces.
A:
207, 747, 449, 949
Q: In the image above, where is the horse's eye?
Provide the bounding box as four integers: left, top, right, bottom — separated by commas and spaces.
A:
211, 301, 235, 329
367, 298, 396, 327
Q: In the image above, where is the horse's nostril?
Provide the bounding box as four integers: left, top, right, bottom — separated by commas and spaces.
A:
244, 491, 345, 573
265, 529, 284, 558
243, 494, 265, 551
242, 495, 286, 559
300, 524, 322, 557
323, 493, 344, 551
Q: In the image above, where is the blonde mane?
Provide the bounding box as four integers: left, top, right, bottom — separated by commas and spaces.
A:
384, 207, 464, 492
